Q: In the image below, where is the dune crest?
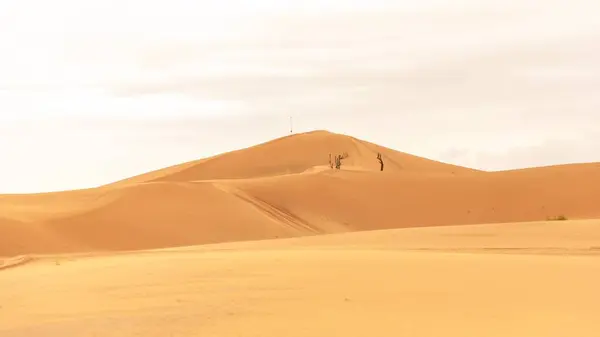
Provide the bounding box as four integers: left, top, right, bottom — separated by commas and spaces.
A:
108, 130, 476, 187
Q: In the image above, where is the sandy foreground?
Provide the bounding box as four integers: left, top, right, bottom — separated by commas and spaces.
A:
2, 220, 599, 337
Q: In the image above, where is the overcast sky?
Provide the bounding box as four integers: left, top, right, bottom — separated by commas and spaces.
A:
1, 0, 599, 193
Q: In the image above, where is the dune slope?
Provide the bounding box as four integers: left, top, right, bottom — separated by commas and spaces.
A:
1, 182, 318, 255
233, 165, 600, 231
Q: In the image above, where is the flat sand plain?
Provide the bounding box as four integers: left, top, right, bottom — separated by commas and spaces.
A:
1, 220, 599, 337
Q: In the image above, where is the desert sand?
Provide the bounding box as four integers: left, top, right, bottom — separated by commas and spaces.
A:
1, 220, 600, 336
1, 130, 600, 256
1, 130, 600, 336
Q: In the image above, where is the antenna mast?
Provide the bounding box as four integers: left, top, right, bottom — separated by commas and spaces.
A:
289, 116, 293, 134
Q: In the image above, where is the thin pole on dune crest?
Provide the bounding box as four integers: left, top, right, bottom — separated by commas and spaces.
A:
289, 116, 293, 134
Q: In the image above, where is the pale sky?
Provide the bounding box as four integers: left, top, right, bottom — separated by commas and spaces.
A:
1, 0, 600, 193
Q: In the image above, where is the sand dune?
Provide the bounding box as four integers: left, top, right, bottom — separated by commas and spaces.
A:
233, 164, 600, 231
1, 220, 599, 336
109, 130, 477, 186
2, 131, 600, 336
1, 130, 600, 256
1, 182, 313, 255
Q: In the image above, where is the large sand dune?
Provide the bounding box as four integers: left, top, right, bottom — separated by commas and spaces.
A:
108, 130, 477, 186
1, 220, 599, 336
2, 130, 600, 336
1, 130, 600, 256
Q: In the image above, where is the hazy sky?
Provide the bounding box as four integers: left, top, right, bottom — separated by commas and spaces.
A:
1, 0, 600, 193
